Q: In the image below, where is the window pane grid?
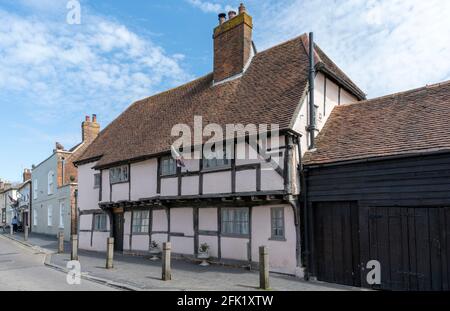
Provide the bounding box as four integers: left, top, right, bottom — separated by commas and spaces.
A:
271, 208, 285, 239
221, 208, 249, 236
133, 211, 149, 233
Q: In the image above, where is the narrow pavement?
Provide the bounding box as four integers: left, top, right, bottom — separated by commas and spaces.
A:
0, 236, 117, 291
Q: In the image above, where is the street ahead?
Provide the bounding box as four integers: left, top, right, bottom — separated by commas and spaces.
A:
0, 236, 117, 291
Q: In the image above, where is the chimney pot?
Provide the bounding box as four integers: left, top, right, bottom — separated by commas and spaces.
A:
228, 10, 237, 19
239, 3, 246, 14
92, 114, 97, 123
85, 115, 91, 122
218, 13, 226, 25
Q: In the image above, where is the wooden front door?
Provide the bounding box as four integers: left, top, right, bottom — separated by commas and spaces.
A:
364, 207, 450, 291
313, 202, 361, 287
113, 213, 124, 252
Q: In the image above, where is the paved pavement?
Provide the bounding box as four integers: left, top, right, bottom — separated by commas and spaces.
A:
2, 232, 360, 291
0, 235, 117, 291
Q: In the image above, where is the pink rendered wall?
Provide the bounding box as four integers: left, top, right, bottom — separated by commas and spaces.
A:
170, 208, 194, 236
77, 162, 100, 211
152, 209, 168, 231
203, 171, 232, 194
130, 159, 158, 200
221, 237, 249, 261
251, 205, 297, 275
236, 170, 257, 192
260, 167, 284, 191
171, 236, 195, 255
293, 72, 359, 156
79, 214, 93, 231
181, 176, 199, 195
132, 235, 149, 252
199, 208, 217, 231
111, 182, 129, 202
340, 88, 356, 105
101, 169, 110, 202
161, 178, 178, 196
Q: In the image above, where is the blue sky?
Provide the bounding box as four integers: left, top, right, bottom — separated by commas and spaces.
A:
1, 0, 450, 182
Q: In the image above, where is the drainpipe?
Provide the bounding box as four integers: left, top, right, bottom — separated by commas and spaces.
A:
308, 32, 316, 150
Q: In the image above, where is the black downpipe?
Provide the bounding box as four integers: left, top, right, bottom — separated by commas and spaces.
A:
308, 32, 316, 150
296, 137, 311, 280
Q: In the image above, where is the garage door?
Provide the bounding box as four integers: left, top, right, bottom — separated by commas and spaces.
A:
313, 203, 450, 291
365, 207, 450, 291
313, 202, 361, 287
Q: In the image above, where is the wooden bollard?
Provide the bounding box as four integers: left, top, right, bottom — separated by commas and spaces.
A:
71, 234, 78, 261
106, 237, 114, 269
58, 232, 64, 253
24, 225, 29, 241
259, 246, 270, 290
162, 242, 172, 281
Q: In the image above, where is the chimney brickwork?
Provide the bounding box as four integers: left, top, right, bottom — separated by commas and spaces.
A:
213, 4, 253, 83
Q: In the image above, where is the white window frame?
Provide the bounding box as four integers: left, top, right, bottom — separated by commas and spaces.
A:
47, 205, 53, 227
59, 201, 65, 229
93, 214, 108, 231
94, 173, 101, 189
132, 211, 150, 234
270, 207, 285, 240
160, 156, 177, 176
109, 166, 129, 184
221, 208, 249, 237
48, 171, 55, 195
33, 179, 38, 199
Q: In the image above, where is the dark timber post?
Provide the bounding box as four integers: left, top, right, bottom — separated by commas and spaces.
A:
106, 237, 114, 269
162, 242, 172, 281
58, 232, 64, 253
259, 246, 269, 290
71, 234, 78, 260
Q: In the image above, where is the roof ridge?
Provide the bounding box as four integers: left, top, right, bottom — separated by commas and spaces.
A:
337, 79, 450, 108
257, 33, 308, 55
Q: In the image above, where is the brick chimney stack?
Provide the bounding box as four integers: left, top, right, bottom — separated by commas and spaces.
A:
23, 169, 31, 182
82, 114, 100, 144
213, 3, 253, 83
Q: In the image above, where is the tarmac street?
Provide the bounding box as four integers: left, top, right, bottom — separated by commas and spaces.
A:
0, 236, 117, 291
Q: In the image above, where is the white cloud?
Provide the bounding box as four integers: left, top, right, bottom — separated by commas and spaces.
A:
251, 0, 450, 98
188, 0, 450, 98
186, 0, 234, 14
0, 8, 192, 124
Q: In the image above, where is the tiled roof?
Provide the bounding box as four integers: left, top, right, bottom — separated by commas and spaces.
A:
75, 34, 363, 168
303, 80, 450, 166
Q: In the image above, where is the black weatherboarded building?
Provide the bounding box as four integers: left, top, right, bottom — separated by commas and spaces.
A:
302, 81, 450, 291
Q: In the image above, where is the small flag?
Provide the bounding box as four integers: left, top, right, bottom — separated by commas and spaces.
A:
171, 145, 186, 168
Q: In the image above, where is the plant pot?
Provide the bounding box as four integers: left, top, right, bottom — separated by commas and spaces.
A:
149, 247, 161, 261
198, 251, 210, 266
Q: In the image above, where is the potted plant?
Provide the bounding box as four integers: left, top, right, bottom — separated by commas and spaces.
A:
198, 243, 210, 266
149, 241, 161, 261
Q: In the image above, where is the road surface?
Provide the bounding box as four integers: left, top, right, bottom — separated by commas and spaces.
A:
0, 236, 117, 291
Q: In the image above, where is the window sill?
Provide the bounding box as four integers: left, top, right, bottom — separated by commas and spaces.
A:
269, 237, 286, 242
201, 166, 232, 174
221, 233, 250, 239
110, 180, 129, 185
